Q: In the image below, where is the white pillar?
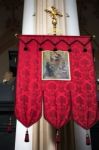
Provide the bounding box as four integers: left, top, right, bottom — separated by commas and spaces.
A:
15, 0, 36, 150
34, 1, 56, 150
64, 0, 79, 35
22, 0, 36, 34
64, 0, 92, 150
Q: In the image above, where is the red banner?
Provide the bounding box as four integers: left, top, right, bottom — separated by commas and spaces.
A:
15, 35, 97, 129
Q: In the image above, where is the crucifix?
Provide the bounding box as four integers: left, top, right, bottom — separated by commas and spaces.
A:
45, 6, 63, 35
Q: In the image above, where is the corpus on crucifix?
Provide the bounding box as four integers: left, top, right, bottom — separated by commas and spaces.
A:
45, 6, 63, 35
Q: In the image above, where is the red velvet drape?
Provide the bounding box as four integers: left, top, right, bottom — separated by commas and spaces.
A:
15, 35, 97, 129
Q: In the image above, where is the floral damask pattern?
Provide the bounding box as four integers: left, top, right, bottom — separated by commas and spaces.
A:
15, 35, 97, 129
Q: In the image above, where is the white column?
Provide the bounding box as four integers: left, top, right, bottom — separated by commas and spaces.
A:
64, 0, 92, 150
15, 0, 36, 150
35, 0, 56, 149
64, 0, 79, 35
22, 0, 36, 34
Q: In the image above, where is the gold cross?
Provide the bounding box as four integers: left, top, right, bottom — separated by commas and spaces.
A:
45, 6, 63, 35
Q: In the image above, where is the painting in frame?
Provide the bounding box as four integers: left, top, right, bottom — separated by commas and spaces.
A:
42, 50, 71, 80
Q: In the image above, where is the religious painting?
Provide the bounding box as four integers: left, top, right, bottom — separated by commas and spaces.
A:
42, 50, 71, 80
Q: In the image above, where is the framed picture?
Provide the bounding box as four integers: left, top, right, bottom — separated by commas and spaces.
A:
42, 50, 71, 80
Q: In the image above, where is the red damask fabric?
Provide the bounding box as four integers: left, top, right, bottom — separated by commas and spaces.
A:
70, 37, 97, 129
15, 35, 97, 129
15, 36, 43, 127
43, 81, 71, 129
